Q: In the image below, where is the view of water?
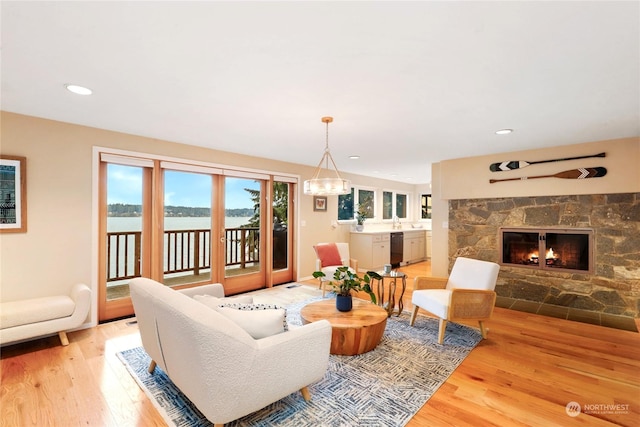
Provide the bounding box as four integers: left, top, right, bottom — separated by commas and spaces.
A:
108, 216, 252, 232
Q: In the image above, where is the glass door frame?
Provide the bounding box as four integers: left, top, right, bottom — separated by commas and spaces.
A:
218, 175, 267, 295
271, 178, 296, 286
96, 149, 299, 320
98, 156, 155, 321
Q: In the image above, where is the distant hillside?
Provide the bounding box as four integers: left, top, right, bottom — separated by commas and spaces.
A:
107, 203, 252, 217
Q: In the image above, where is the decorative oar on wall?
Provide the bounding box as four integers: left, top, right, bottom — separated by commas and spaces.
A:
489, 167, 607, 184
489, 152, 606, 172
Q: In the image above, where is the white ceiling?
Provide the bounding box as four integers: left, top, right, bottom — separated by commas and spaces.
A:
1, 1, 638, 184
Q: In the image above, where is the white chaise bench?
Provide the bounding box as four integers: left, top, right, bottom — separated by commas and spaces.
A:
0, 283, 91, 346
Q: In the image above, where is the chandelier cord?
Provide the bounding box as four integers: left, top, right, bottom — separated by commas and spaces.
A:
325, 120, 330, 169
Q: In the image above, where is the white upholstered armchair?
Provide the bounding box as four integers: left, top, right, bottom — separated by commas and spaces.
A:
313, 242, 358, 297
409, 257, 500, 344
130, 278, 332, 427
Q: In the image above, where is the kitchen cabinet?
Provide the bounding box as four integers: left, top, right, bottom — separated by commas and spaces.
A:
426, 230, 432, 259
402, 231, 426, 264
350, 233, 390, 271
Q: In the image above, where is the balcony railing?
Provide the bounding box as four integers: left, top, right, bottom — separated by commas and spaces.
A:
106, 227, 260, 282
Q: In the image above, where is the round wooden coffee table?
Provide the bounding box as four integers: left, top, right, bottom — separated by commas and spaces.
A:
300, 298, 387, 356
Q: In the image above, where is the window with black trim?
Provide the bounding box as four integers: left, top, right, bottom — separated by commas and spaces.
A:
421, 194, 432, 219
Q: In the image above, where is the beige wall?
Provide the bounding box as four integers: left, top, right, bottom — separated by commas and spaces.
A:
0, 112, 417, 325
430, 162, 449, 277
431, 137, 640, 275
440, 138, 639, 199
4, 110, 636, 326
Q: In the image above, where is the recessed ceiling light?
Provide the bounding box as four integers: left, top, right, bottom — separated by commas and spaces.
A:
64, 84, 93, 95
349, 155, 360, 160
495, 129, 513, 135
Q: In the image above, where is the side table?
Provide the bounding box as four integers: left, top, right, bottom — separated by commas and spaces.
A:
373, 271, 407, 317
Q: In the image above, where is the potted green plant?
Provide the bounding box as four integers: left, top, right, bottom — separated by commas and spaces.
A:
313, 266, 381, 312
355, 207, 366, 230
355, 204, 368, 232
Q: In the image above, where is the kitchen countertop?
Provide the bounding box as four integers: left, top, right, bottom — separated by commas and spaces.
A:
350, 228, 430, 235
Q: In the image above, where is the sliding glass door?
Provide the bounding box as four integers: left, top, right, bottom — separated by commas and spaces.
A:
162, 170, 213, 287
98, 152, 297, 320
100, 159, 153, 321
271, 180, 295, 285
221, 176, 265, 294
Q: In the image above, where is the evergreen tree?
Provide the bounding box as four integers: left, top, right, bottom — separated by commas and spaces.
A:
244, 182, 288, 228
272, 182, 289, 226
244, 188, 260, 228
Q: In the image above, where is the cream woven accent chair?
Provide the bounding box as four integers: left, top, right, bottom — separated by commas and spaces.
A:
313, 242, 358, 297
409, 257, 500, 344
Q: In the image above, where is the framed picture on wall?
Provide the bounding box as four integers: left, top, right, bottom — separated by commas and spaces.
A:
313, 196, 327, 212
0, 155, 27, 233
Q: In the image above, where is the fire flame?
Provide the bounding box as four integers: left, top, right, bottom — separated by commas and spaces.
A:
528, 248, 557, 261
546, 247, 555, 259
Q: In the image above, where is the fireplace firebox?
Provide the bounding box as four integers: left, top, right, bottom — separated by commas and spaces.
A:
500, 227, 594, 273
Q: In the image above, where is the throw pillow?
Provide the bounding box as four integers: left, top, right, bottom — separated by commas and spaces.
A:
215, 303, 288, 339
314, 243, 343, 267
193, 294, 253, 310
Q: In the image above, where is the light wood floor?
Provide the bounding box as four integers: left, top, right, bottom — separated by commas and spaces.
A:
1, 262, 639, 426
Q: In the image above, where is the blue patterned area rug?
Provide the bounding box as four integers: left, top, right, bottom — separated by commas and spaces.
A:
117, 297, 482, 427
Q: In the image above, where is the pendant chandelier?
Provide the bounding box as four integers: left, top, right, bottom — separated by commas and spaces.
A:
303, 116, 351, 195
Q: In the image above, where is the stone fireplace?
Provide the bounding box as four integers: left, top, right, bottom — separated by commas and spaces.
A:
448, 193, 640, 318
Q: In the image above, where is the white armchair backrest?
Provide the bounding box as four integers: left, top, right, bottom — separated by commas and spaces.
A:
335, 242, 350, 263
445, 257, 500, 291
130, 278, 169, 371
